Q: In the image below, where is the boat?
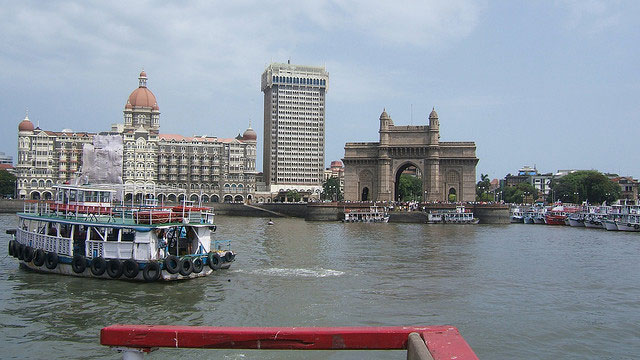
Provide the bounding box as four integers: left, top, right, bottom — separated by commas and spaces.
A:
509, 206, 524, 223
615, 214, 640, 232
426, 206, 479, 224
544, 205, 578, 225
568, 212, 585, 227
6, 184, 235, 281
343, 206, 389, 223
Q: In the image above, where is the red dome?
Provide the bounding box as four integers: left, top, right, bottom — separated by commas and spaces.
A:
242, 127, 257, 141
127, 87, 158, 109
18, 116, 34, 131
330, 160, 343, 168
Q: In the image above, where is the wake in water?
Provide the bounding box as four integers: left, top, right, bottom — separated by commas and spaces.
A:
237, 267, 345, 278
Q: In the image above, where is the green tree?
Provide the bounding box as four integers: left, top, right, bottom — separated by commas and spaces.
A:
397, 174, 422, 201
550, 170, 620, 204
476, 173, 492, 201
503, 182, 538, 204
321, 177, 342, 201
0, 170, 16, 197
285, 190, 301, 202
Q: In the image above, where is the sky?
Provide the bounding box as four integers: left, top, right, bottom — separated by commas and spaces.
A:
1, 0, 639, 181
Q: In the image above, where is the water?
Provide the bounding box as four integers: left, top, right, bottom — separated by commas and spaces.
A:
1, 213, 640, 359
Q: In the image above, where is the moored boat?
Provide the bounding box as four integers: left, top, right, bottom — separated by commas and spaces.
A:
427, 206, 479, 224
6, 184, 235, 281
343, 206, 389, 223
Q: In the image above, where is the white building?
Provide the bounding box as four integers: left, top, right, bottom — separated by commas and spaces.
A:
16, 71, 257, 202
260, 61, 329, 200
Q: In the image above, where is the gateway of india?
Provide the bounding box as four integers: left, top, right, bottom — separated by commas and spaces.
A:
343, 108, 478, 202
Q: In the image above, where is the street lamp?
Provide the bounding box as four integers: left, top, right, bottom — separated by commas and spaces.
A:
574, 191, 579, 204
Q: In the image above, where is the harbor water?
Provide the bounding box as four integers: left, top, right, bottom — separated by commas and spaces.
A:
1, 213, 640, 359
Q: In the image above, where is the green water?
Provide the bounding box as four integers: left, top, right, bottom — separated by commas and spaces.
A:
1, 214, 640, 359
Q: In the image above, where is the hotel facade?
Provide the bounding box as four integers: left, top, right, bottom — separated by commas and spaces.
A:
260, 62, 329, 199
16, 71, 257, 203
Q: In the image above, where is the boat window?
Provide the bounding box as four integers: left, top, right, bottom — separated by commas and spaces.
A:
101, 192, 111, 203
59, 223, 72, 238
106, 228, 118, 241
47, 222, 58, 236
121, 229, 135, 242
74, 225, 88, 240
89, 226, 106, 241
69, 190, 77, 203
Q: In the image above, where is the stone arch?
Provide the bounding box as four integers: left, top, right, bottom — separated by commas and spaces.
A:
201, 194, 209, 203
445, 170, 461, 202
448, 187, 457, 202
223, 195, 233, 203
167, 194, 177, 202
30, 191, 41, 200
393, 161, 423, 202
234, 195, 244, 203
211, 195, 220, 203
190, 194, 199, 202
42, 191, 53, 200
358, 169, 374, 201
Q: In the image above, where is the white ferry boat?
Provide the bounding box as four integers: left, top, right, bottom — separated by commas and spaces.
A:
6, 184, 235, 281
343, 206, 389, 223
426, 206, 479, 224
510, 206, 524, 223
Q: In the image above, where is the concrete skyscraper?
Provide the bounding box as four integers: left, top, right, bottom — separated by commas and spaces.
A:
260, 62, 329, 199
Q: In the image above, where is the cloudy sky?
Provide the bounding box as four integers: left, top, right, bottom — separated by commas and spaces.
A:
1, 1, 639, 180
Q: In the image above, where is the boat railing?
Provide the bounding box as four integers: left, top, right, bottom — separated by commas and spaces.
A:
16, 228, 73, 256
100, 325, 479, 360
22, 200, 215, 226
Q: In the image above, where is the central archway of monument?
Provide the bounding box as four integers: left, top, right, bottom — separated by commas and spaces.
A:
394, 162, 423, 202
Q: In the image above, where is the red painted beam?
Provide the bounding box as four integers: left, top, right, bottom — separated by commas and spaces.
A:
423, 328, 479, 360
101, 325, 478, 359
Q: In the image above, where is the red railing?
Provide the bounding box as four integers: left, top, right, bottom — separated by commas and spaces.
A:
100, 325, 478, 359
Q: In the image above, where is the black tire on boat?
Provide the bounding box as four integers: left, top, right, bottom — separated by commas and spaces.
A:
8, 240, 14, 257
23, 246, 35, 262
33, 249, 46, 267
192, 257, 204, 274
90, 257, 107, 276
17, 243, 25, 260
178, 257, 193, 276
208, 252, 221, 270
142, 261, 162, 282
164, 255, 180, 274
106, 259, 123, 279
71, 255, 87, 273
44, 252, 58, 270
123, 259, 139, 279
635, 224, 639, 230
224, 252, 235, 262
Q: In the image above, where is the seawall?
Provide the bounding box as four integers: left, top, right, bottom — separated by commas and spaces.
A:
0, 200, 509, 224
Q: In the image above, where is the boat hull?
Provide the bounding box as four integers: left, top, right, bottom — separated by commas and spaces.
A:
17, 258, 231, 281
603, 220, 619, 231
568, 219, 585, 227
617, 223, 640, 232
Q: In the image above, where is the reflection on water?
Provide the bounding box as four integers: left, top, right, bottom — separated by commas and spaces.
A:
1, 214, 640, 359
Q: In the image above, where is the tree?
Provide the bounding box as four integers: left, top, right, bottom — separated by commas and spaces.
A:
397, 174, 422, 201
0, 170, 16, 198
503, 182, 538, 204
321, 177, 342, 201
476, 173, 492, 201
285, 190, 301, 202
550, 170, 620, 204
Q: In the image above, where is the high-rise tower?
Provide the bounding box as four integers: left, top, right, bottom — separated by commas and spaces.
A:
260, 62, 329, 197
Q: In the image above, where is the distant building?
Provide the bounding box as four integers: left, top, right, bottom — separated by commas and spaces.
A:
610, 176, 638, 203
343, 109, 478, 202
504, 165, 552, 200
261, 61, 329, 200
16, 71, 257, 202
0, 152, 12, 165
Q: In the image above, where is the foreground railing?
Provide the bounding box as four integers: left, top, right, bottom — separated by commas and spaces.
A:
100, 325, 479, 360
